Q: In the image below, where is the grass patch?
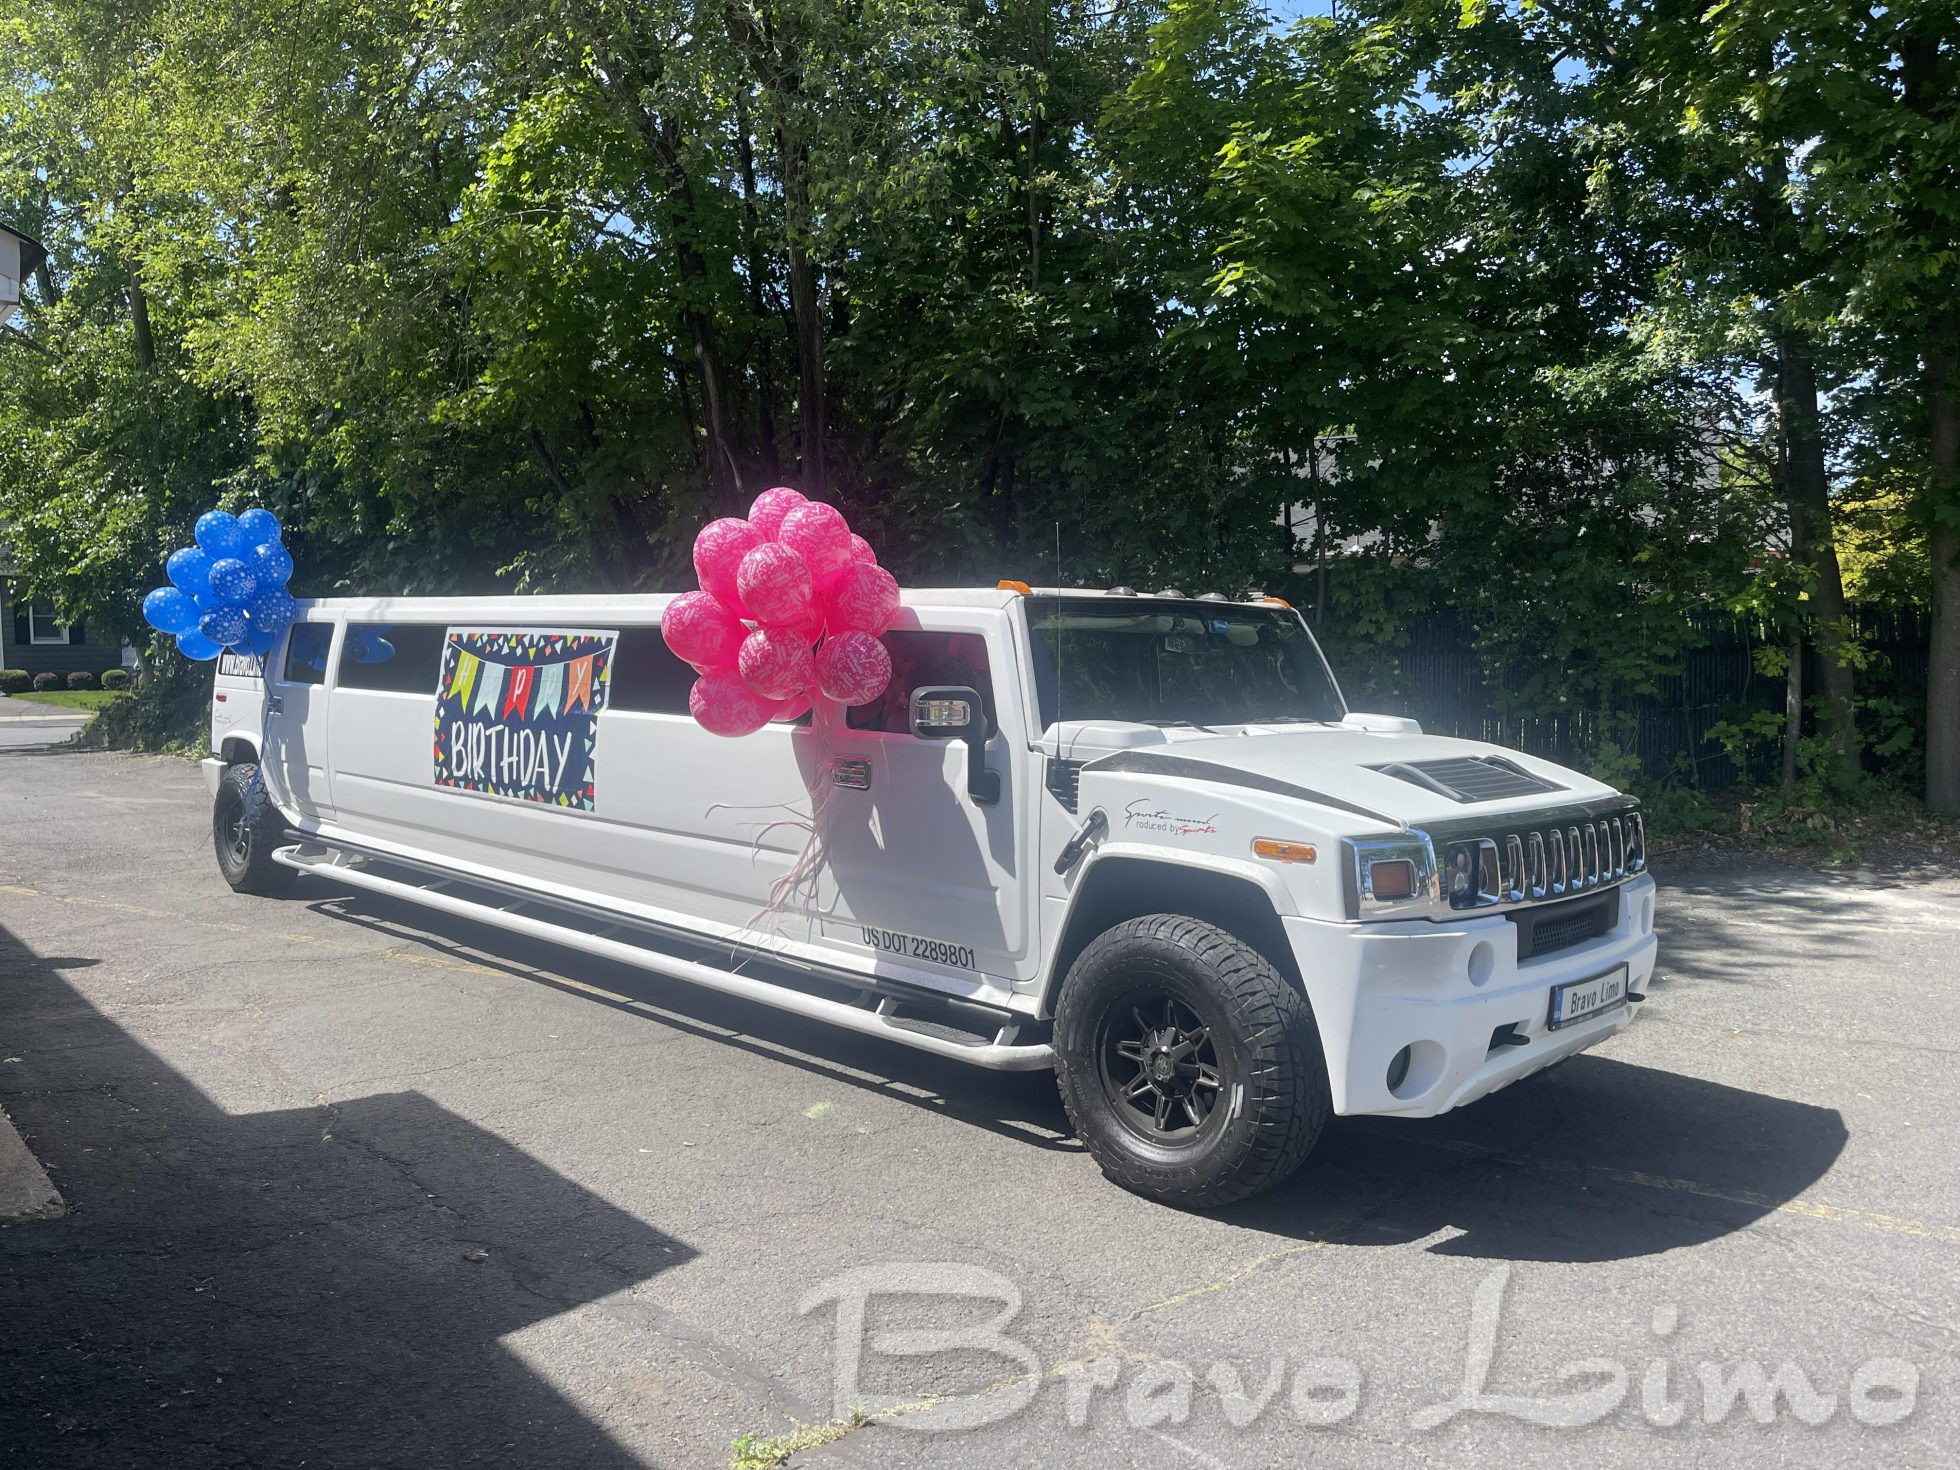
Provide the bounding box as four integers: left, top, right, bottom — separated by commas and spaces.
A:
729, 1409, 870, 1469
12, 689, 129, 710
71, 659, 213, 757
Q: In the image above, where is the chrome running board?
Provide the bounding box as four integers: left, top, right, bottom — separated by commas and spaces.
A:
271, 844, 1054, 1072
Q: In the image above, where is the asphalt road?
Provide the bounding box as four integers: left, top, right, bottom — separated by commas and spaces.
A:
0, 736, 1953, 1468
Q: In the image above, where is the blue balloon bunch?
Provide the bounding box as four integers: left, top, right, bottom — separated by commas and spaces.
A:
141, 509, 299, 662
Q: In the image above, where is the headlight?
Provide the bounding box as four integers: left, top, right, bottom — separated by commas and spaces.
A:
1346, 835, 1440, 919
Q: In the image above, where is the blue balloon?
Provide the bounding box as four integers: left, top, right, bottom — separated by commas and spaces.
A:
246, 625, 278, 657
167, 546, 213, 599
237, 508, 282, 547
194, 510, 251, 560
249, 585, 298, 633
252, 539, 294, 585
142, 586, 201, 636
199, 606, 248, 647
208, 557, 258, 606
350, 634, 395, 664
177, 630, 223, 661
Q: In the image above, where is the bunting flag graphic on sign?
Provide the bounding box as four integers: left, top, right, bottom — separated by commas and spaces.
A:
432, 627, 616, 811
533, 660, 565, 719
472, 660, 505, 717
566, 654, 596, 713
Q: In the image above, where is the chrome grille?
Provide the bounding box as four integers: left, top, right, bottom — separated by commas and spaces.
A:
1445, 809, 1645, 910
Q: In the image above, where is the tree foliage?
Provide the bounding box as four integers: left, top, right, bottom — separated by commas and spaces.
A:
0, 0, 1952, 802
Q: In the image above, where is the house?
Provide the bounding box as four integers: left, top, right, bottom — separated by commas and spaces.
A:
0, 586, 121, 681
0, 539, 124, 680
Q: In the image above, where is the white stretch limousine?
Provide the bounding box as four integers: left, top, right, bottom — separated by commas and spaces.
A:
204, 587, 1658, 1205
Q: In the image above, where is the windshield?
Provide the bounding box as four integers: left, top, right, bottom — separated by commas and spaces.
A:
1025, 597, 1346, 729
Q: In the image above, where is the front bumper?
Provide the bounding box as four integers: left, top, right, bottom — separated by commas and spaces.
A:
1284, 873, 1658, 1117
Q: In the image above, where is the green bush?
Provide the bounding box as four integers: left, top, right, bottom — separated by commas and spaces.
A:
0, 669, 28, 695
31, 672, 60, 693
75, 657, 212, 757
100, 668, 132, 691
66, 670, 98, 691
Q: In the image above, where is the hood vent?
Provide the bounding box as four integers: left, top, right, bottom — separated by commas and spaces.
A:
1369, 756, 1566, 804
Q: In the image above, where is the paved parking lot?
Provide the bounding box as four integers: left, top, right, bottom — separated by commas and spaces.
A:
1, 739, 1954, 1468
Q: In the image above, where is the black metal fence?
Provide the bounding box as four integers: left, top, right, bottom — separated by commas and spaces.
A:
1343, 606, 1930, 789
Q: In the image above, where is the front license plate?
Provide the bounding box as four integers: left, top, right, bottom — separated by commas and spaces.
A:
1548, 966, 1628, 1030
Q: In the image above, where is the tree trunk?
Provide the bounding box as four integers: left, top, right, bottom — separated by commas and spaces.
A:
590, 63, 743, 512
735, 95, 782, 478
1781, 633, 1803, 792
1927, 342, 1960, 814
783, 138, 826, 498
127, 265, 155, 370
1774, 340, 1857, 772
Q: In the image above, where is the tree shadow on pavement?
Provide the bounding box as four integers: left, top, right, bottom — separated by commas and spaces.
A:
0, 924, 704, 1469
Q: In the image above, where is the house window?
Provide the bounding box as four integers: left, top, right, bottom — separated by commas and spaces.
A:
28, 604, 72, 645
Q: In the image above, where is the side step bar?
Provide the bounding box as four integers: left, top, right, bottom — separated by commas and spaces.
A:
271, 845, 1055, 1073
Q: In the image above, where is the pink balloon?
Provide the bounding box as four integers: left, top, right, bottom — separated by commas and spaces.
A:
748, 486, 807, 541
736, 541, 815, 627
779, 502, 857, 584
850, 534, 877, 566
824, 563, 900, 636
738, 625, 818, 701
694, 518, 764, 617
662, 590, 747, 671
816, 630, 893, 705
770, 694, 812, 723
689, 668, 776, 737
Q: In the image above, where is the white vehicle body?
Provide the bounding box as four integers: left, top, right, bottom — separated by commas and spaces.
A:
205, 588, 1657, 1127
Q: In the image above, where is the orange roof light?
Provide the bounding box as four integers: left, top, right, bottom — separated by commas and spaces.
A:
1252, 838, 1317, 864
997, 579, 1032, 595
1260, 595, 1292, 608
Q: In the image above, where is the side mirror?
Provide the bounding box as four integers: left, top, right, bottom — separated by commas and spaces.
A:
908, 685, 1000, 806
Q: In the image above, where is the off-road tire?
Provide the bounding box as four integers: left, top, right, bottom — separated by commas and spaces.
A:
1053, 914, 1329, 1207
213, 760, 297, 896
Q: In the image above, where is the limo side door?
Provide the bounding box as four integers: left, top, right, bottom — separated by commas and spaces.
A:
263, 619, 337, 821
811, 616, 1037, 989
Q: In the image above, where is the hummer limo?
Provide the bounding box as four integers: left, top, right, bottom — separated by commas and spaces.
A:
204, 586, 1657, 1205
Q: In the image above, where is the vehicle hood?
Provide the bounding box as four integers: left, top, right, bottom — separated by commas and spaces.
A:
1070, 726, 1623, 832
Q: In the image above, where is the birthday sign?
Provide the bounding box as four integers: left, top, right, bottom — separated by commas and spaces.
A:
432, 628, 617, 811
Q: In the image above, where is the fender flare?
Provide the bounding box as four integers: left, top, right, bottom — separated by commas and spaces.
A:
1037, 846, 1303, 1014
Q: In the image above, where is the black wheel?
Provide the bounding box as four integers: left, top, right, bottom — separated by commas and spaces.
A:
1053, 914, 1329, 1208
213, 761, 297, 896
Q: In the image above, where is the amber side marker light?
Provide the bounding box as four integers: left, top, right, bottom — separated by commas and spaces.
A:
997, 579, 1032, 595
1368, 858, 1418, 900
1252, 838, 1317, 864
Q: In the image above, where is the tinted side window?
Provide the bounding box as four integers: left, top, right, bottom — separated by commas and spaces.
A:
283, 623, 333, 685
847, 632, 995, 734
337, 623, 448, 694
608, 627, 697, 714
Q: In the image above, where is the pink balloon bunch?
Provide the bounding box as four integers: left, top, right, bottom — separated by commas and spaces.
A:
666, 487, 900, 737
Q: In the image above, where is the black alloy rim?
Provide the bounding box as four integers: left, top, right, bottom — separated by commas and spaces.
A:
218, 787, 250, 866
1097, 991, 1225, 1142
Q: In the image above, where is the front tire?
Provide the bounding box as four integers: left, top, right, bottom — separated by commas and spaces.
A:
1053, 914, 1329, 1208
213, 761, 297, 895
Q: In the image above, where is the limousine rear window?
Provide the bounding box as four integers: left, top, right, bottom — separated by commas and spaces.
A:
338, 624, 448, 694
608, 628, 694, 714
283, 623, 332, 686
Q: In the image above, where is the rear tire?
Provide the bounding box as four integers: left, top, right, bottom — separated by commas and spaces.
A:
213, 761, 297, 896
1053, 914, 1329, 1208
